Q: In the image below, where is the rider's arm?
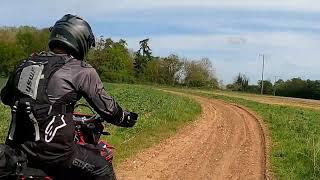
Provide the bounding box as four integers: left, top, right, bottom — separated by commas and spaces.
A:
73, 66, 135, 126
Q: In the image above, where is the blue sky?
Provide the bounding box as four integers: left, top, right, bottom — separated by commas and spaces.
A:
1, 0, 320, 84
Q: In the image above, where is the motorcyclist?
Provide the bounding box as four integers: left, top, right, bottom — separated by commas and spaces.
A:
0, 14, 138, 180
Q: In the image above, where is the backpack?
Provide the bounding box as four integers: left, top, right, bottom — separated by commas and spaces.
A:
0, 144, 27, 178
7, 52, 70, 142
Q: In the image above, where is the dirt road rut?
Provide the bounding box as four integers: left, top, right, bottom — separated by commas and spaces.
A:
116, 93, 267, 180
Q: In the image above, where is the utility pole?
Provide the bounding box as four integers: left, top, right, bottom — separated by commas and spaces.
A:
259, 54, 265, 95
273, 76, 280, 96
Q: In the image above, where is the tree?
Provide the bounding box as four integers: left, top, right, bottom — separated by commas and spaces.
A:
183, 58, 218, 88
160, 54, 183, 85
226, 73, 250, 92
0, 26, 49, 76
0, 27, 224, 89
235, 73, 249, 91
138, 38, 152, 59
87, 37, 135, 82
144, 58, 161, 83
258, 80, 273, 94
133, 38, 152, 77
16, 26, 49, 55
247, 85, 260, 93
274, 79, 285, 96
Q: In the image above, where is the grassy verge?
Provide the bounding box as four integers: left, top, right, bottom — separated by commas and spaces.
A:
0, 102, 10, 142
0, 83, 201, 165
0, 78, 10, 142
0, 77, 7, 88
170, 88, 320, 179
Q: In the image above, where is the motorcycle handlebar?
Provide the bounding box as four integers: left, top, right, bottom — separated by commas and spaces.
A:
72, 112, 103, 124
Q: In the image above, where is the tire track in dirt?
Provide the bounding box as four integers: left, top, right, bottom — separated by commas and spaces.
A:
116, 91, 267, 180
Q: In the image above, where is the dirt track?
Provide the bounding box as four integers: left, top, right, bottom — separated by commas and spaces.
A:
116, 92, 267, 180
196, 90, 320, 110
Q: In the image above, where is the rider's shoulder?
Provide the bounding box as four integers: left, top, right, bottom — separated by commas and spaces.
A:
65, 57, 93, 68
67, 59, 98, 77
25, 52, 96, 71
24, 51, 68, 61
80, 60, 93, 68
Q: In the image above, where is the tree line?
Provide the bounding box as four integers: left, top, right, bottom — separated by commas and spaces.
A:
0, 26, 218, 88
227, 73, 320, 100
1, 26, 319, 100
0, 26, 49, 75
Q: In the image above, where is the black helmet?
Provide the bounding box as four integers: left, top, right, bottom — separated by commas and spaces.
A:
48, 14, 95, 60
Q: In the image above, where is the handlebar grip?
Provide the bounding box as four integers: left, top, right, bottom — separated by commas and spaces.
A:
129, 112, 138, 121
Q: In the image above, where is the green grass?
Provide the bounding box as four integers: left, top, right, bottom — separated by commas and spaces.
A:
0, 78, 10, 142
171, 88, 320, 180
0, 102, 10, 142
0, 77, 7, 88
0, 83, 201, 165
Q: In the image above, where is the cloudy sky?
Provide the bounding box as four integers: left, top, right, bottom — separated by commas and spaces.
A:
1, 0, 319, 84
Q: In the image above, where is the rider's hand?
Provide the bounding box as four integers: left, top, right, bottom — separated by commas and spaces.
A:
120, 111, 138, 127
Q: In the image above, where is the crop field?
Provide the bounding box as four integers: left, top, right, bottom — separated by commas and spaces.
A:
0, 83, 201, 164
169, 88, 320, 179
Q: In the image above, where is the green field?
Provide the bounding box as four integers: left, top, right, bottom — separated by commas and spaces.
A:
0, 77, 6, 88
2, 81, 320, 179
0, 83, 201, 165
171, 88, 320, 180
0, 78, 9, 142
0, 101, 10, 142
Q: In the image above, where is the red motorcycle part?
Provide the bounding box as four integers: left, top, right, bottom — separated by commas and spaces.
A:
98, 140, 114, 162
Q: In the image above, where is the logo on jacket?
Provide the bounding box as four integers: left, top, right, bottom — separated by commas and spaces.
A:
72, 158, 95, 172
18, 64, 44, 100
45, 115, 67, 142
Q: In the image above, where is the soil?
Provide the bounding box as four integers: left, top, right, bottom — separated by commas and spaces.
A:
116, 92, 267, 180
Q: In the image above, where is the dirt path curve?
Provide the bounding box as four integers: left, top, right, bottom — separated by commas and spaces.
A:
196, 90, 320, 110
116, 91, 267, 180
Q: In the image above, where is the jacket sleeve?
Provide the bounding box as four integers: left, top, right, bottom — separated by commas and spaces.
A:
73, 67, 124, 125
0, 73, 15, 106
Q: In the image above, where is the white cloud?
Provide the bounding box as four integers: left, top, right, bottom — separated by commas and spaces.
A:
124, 32, 320, 53
119, 0, 320, 12
82, 0, 320, 12
2, 0, 320, 20
1, 0, 319, 31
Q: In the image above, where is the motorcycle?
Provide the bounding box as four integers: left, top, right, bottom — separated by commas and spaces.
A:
7, 104, 114, 180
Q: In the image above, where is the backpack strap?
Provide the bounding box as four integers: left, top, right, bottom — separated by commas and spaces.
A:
25, 102, 40, 141
8, 101, 19, 141
8, 100, 41, 142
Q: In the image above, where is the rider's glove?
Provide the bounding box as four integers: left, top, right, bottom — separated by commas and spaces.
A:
119, 111, 138, 127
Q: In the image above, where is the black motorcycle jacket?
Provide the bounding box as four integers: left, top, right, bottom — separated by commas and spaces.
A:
0, 52, 125, 164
